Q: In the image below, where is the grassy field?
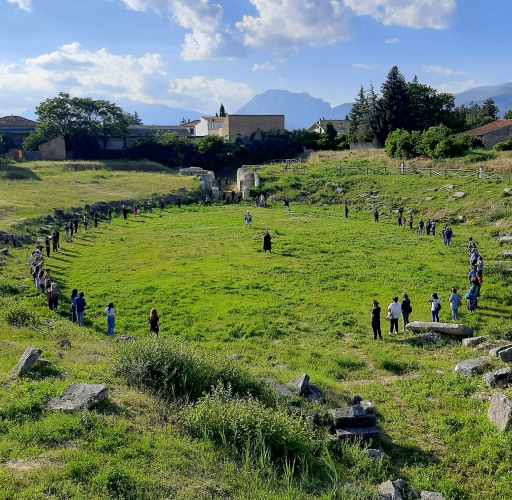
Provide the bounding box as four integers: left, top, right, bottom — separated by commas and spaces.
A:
0, 160, 196, 232
1, 197, 512, 498
2, 152, 512, 498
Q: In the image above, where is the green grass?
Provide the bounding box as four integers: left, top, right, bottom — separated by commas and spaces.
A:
2, 156, 512, 498
0, 160, 196, 232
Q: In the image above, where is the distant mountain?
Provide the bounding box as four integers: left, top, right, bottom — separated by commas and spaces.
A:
236, 89, 352, 130
456, 83, 512, 116
119, 101, 203, 125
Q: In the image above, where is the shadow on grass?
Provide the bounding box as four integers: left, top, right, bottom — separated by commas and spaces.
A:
0, 164, 41, 181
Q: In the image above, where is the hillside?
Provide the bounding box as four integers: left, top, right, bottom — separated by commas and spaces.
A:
2, 155, 512, 498
0, 160, 197, 234
456, 83, 512, 117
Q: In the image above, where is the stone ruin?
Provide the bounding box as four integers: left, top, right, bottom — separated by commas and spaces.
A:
236, 165, 263, 200
179, 167, 220, 201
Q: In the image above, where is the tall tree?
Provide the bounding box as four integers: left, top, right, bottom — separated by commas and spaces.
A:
219, 104, 227, 117
377, 66, 411, 144
481, 98, 499, 122
505, 109, 512, 120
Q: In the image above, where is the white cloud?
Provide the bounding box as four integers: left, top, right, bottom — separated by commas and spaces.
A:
7, 0, 32, 11
385, 37, 400, 44
0, 43, 253, 115
252, 62, 276, 72
121, 0, 237, 61
345, 0, 457, 29
168, 76, 254, 112
424, 65, 465, 77
352, 63, 379, 70
237, 0, 350, 50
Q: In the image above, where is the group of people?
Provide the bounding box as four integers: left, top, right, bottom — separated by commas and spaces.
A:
466, 238, 485, 312
29, 245, 59, 310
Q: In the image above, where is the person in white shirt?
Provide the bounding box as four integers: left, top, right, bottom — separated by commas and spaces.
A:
387, 297, 402, 335
430, 293, 441, 322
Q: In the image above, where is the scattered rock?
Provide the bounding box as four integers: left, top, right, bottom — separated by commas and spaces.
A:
406, 321, 473, 338
498, 235, 512, 245
462, 336, 487, 347
366, 448, 386, 460
452, 192, 466, 199
293, 373, 325, 402
490, 345, 512, 362
503, 251, 512, 259
444, 184, 454, 190
483, 368, 512, 388
456, 215, 465, 223
47, 384, 107, 412
337, 427, 380, 441
378, 479, 408, 500
263, 378, 295, 398
488, 393, 512, 432
421, 492, 445, 500
454, 357, 491, 377
5, 460, 47, 472
329, 404, 377, 429
13, 347, 42, 377
424, 197, 434, 201
404, 332, 444, 346
227, 353, 243, 361
58, 339, 71, 350
116, 335, 135, 343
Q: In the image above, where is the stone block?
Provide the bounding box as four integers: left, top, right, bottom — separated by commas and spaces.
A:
462, 336, 487, 347
454, 357, 491, 377
47, 384, 107, 412
489, 393, 512, 432
13, 347, 42, 377
406, 322, 473, 338
483, 368, 512, 388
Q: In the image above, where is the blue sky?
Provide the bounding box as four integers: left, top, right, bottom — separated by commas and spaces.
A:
1, 0, 511, 118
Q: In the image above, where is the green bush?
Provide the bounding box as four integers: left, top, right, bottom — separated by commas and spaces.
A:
182, 384, 326, 471
115, 339, 274, 403
373, 352, 418, 375
495, 138, 512, 151
0, 280, 21, 297
419, 125, 452, 157
385, 129, 421, 159
93, 467, 138, 499
0, 381, 57, 423
66, 456, 100, 483
0, 298, 41, 328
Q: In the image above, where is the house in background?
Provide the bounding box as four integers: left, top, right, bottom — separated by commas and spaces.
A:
309, 119, 349, 136
181, 120, 200, 137
0, 115, 37, 147
193, 115, 285, 140
102, 124, 190, 151
466, 119, 512, 148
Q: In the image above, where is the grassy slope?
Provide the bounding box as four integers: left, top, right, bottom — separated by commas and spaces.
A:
2, 153, 512, 498
0, 160, 196, 232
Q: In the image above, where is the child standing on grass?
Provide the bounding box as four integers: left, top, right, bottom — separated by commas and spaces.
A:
149, 308, 160, 336
387, 297, 401, 335
105, 303, 116, 336
449, 288, 462, 321
430, 293, 441, 322
401, 294, 412, 331
371, 301, 382, 340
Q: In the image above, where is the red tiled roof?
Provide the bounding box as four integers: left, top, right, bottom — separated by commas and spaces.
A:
0, 115, 37, 128
467, 120, 512, 136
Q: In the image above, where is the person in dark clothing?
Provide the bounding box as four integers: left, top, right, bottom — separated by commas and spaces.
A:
344, 203, 349, 219
74, 218, 79, 233
418, 219, 425, 235
401, 293, 412, 331
149, 308, 160, 336
70, 289, 78, 323
263, 230, 272, 253
45, 236, 51, 258
108, 209, 113, 223
371, 300, 382, 340
284, 199, 290, 209
374, 209, 379, 222
177, 199, 182, 208
426, 220, 431, 236
94, 212, 99, 228
408, 216, 413, 230
122, 205, 128, 220
75, 292, 86, 326
52, 230, 59, 252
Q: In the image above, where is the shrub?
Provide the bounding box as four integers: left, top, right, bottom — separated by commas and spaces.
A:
385, 129, 421, 159
115, 339, 274, 403
94, 467, 138, 499
0, 280, 21, 297
373, 352, 418, 375
0, 381, 57, 423
0, 298, 40, 328
419, 125, 452, 157
66, 456, 100, 483
495, 138, 512, 151
182, 384, 326, 471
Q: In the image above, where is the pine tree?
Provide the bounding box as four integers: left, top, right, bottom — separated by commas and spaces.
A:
348, 86, 365, 143
378, 66, 410, 143
481, 98, 499, 122
219, 104, 226, 117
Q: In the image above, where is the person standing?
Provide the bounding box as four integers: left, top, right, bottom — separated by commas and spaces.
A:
371, 300, 382, 340
449, 288, 462, 321
45, 236, 51, 258
418, 220, 425, 235
387, 297, 401, 335
430, 293, 441, 322
75, 292, 86, 326
149, 308, 160, 336
94, 212, 99, 228
244, 211, 253, 225
105, 303, 116, 336
70, 289, 78, 322
408, 215, 413, 230
374, 209, 379, 223
53, 229, 60, 252
401, 294, 412, 331
344, 202, 349, 219
48, 281, 59, 310
263, 230, 272, 254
